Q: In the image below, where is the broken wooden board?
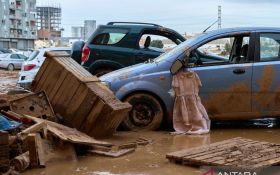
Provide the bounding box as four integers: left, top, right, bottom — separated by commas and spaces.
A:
89, 148, 135, 158
0, 145, 9, 168
0, 131, 9, 145
23, 115, 112, 147
10, 91, 55, 121
31, 52, 131, 138
0, 93, 31, 109
26, 133, 45, 167
166, 137, 280, 171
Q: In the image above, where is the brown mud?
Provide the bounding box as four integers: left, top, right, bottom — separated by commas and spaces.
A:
0, 69, 18, 94
23, 123, 280, 175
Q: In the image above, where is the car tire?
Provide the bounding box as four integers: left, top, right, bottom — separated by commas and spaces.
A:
121, 93, 164, 131
7, 64, 14, 71
92, 67, 113, 77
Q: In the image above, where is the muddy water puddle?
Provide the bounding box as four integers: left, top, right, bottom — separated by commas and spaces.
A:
24, 122, 280, 175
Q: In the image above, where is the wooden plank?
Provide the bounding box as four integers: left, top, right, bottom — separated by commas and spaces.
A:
167, 137, 280, 170
48, 69, 68, 101
0, 131, 9, 145
63, 84, 88, 124
24, 115, 112, 147
33, 60, 55, 92
80, 99, 105, 134
26, 133, 39, 167
51, 76, 81, 116
32, 58, 50, 90
167, 138, 246, 161
70, 89, 98, 129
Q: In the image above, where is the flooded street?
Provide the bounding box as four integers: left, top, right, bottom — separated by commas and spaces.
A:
23, 123, 280, 175
1, 69, 280, 175
0, 69, 18, 94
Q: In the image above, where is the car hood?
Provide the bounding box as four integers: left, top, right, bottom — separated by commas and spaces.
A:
100, 61, 171, 83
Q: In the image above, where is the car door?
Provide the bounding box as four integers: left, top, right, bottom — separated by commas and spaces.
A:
17, 54, 27, 69
10, 54, 22, 68
252, 33, 280, 117
185, 34, 254, 119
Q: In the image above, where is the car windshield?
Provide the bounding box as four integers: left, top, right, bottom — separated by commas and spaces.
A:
27, 50, 40, 61
154, 33, 206, 63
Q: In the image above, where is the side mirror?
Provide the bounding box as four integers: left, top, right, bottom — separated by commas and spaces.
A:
170, 59, 184, 75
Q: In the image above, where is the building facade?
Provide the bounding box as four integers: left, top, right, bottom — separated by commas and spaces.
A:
0, 0, 37, 49
36, 5, 62, 40
71, 26, 85, 39
84, 20, 96, 40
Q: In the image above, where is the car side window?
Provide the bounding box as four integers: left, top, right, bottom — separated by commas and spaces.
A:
92, 29, 128, 45
259, 33, 280, 61
18, 54, 27, 60
11, 54, 19, 59
189, 37, 234, 64
139, 34, 177, 52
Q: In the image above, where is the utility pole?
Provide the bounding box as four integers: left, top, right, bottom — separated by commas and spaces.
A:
218, 5, 222, 29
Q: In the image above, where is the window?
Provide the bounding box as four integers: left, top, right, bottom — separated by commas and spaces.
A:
10, 54, 19, 59
139, 34, 177, 52
189, 35, 250, 65
92, 29, 128, 45
260, 34, 280, 61
18, 54, 27, 60
190, 37, 234, 64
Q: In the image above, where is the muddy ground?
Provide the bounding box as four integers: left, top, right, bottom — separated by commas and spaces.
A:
23, 125, 280, 175
1, 70, 280, 175
0, 69, 18, 94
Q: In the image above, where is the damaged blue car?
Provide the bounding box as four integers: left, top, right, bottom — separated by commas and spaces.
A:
100, 27, 280, 130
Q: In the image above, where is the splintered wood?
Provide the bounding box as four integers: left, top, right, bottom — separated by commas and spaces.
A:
31, 52, 131, 138
166, 137, 280, 170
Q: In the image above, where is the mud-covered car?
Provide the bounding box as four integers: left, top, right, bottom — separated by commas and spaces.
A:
100, 27, 280, 130
71, 22, 186, 76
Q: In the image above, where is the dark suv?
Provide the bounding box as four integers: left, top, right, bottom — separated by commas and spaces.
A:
71, 22, 186, 76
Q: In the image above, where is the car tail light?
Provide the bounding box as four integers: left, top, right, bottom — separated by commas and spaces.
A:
23, 64, 36, 71
81, 46, 90, 62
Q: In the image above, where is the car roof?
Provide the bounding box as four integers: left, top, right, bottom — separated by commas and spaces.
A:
205, 27, 280, 36
0, 54, 10, 58
99, 23, 179, 34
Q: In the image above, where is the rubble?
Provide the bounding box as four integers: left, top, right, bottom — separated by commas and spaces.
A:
0, 52, 134, 174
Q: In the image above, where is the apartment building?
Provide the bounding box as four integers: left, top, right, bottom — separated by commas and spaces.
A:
0, 0, 37, 50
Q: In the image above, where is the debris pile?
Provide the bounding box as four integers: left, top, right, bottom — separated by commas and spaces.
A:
0, 52, 134, 174
31, 52, 131, 138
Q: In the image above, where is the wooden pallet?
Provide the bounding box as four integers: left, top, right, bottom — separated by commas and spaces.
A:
166, 137, 280, 170
31, 52, 131, 139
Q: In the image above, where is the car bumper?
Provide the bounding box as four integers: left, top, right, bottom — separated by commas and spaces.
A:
17, 69, 38, 89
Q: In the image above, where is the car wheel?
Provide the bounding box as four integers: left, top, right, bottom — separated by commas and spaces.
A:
92, 67, 113, 77
7, 64, 14, 71
121, 93, 164, 131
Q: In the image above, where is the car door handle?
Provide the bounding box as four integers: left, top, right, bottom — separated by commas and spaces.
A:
233, 68, 245, 74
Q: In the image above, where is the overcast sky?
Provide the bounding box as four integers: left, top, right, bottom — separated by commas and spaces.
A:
37, 0, 280, 37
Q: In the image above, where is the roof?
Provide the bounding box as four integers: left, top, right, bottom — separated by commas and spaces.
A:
206, 27, 280, 36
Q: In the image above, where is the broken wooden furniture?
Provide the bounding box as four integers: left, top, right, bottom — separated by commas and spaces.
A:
0, 131, 9, 170
20, 115, 112, 147
166, 137, 280, 171
31, 52, 131, 138
9, 91, 55, 121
